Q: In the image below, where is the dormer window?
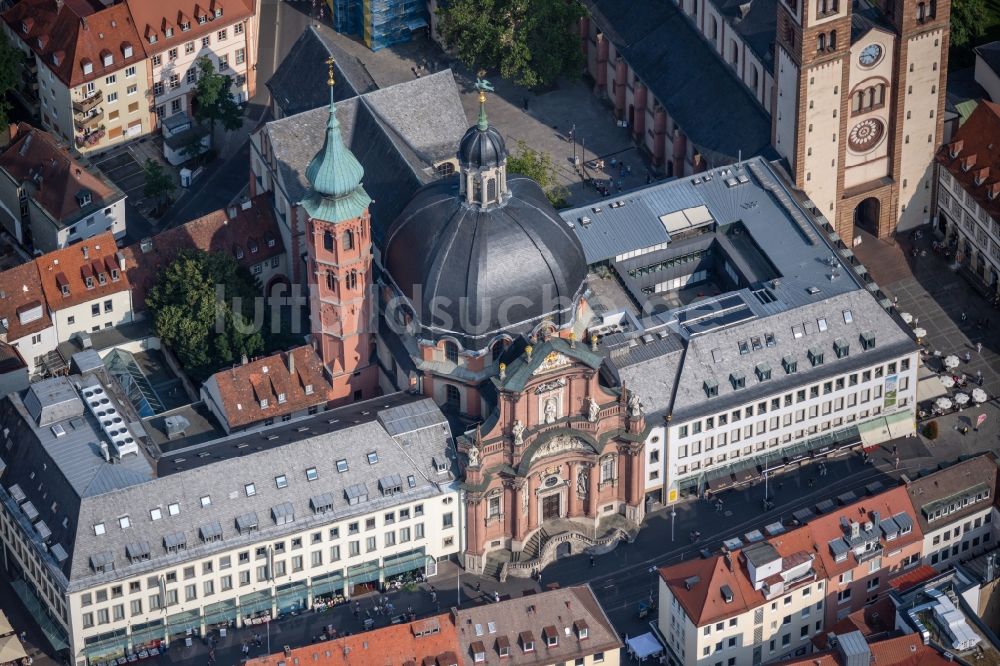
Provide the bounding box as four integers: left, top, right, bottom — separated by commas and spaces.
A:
102, 53, 113, 67
77, 189, 92, 207
149, 34, 158, 44
860, 332, 876, 350
730, 372, 746, 390
704, 378, 719, 398
267, 237, 276, 248
111, 268, 120, 281
235, 245, 244, 259
98, 272, 107, 285
277, 392, 286, 404
165, 27, 174, 38
808, 348, 824, 366
834, 338, 850, 358
21, 21, 29, 33
60, 284, 70, 297
260, 398, 268, 409
123, 44, 133, 57
782, 356, 797, 374
85, 277, 94, 289
198, 14, 208, 24
215, 8, 223, 17
181, 22, 191, 31
249, 241, 258, 254
574, 621, 589, 640
51, 52, 61, 66
755, 363, 771, 381
82, 60, 93, 75
304, 383, 313, 395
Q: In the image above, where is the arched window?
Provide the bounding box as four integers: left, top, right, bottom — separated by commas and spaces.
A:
709, 16, 718, 42
486, 178, 497, 202
325, 271, 337, 291
444, 385, 461, 412
346, 270, 357, 290
876, 84, 885, 106
817, 33, 826, 52
491, 340, 505, 362
342, 229, 354, 251
916, 2, 925, 19
852, 92, 862, 113
445, 341, 459, 363
829, 30, 837, 49
866, 87, 876, 108
323, 230, 334, 251
473, 178, 482, 202
751, 66, 759, 91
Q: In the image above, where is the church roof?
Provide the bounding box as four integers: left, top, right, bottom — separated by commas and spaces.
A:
492, 337, 604, 393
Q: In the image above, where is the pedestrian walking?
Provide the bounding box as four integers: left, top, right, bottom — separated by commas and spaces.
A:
590, 554, 595, 568
430, 591, 437, 603
494, 591, 500, 603
894, 456, 900, 470
475, 581, 481, 592
977, 342, 983, 354
893, 295, 899, 307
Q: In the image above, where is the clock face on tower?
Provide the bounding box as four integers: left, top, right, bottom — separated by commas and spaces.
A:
859, 44, 882, 67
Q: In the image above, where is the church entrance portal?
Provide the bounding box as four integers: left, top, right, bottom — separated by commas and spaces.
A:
542, 494, 560, 520
854, 197, 880, 236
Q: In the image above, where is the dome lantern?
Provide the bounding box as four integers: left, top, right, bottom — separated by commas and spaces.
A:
458, 72, 508, 209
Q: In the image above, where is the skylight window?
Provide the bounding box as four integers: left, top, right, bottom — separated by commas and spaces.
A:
843, 309, 853, 324
150, 508, 162, 521
792, 325, 803, 339
336, 459, 349, 473
817, 318, 828, 332
168, 503, 180, 516
750, 336, 762, 351
200, 495, 211, 508
94, 523, 106, 535
764, 332, 776, 347
118, 516, 130, 529
711, 348, 722, 363
275, 474, 287, 489
306, 467, 319, 481
367, 451, 379, 465
738, 340, 750, 355
244, 483, 256, 497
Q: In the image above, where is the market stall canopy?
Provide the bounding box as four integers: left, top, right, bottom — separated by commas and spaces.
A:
0, 635, 27, 663
973, 388, 988, 404
944, 355, 960, 369
955, 392, 970, 405
936, 397, 953, 410
627, 633, 664, 661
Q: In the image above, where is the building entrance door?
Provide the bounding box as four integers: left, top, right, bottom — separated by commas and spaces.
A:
542, 494, 560, 520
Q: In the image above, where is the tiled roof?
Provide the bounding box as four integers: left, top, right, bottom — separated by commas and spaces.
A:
0, 123, 123, 226
659, 552, 762, 626
452, 586, 622, 665
120, 194, 284, 310
789, 633, 950, 665
250, 613, 459, 666
203, 346, 333, 429
937, 101, 1000, 220
123, 0, 254, 54
904, 454, 999, 533
0, 261, 52, 341
35, 231, 129, 311
0, 340, 27, 375
2, 0, 147, 87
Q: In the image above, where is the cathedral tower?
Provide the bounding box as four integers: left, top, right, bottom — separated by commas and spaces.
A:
303, 59, 378, 404
773, 0, 948, 241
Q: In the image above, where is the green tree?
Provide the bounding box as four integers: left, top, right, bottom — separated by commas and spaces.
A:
507, 140, 569, 206
142, 158, 175, 208
192, 57, 244, 138
146, 249, 264, 381
437, 0, 585, 89
0, 32, 24, 133
951, 0, 988, 47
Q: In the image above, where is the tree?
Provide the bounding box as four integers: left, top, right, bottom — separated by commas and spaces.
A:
437, 0, 585, 89
142, 158, 176, 209
192, 57, 244, 138
146, 249, 264, 381
0, 32, 24, 133
951, 0, 988, 47
506, 140, 569, 206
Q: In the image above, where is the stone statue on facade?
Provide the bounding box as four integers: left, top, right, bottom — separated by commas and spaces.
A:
588, 397, 600, 422
577, 465, 589, 498
467, 444, 480, 468
544, 397, 558, 424
512, 420, 525, 446
628, 392, 642, 417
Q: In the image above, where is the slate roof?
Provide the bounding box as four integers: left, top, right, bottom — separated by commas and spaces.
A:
0, 261, 52, 342
262, 70, 469, 244
35, 231, 130, 311
266, 25, 377, 118
850, 0, 895, 42
202, 345, 334, 429
0, 123, 123, 228
903, 454, 999, 533
582, 0, 772, 165
3, 0, 147, 87
120, 194, 283, 310
0, 386, 453, 588
976, 41, 1000, 79
452, 586, 622, 665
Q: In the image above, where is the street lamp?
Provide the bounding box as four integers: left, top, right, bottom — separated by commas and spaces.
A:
670, 505, 676, 542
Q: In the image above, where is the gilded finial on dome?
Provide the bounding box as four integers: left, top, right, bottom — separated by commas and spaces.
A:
474, 69, 494, 131
326, 56, 336, 87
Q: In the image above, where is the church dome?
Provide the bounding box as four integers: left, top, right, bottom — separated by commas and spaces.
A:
383, 174, 588, 350
458, 124, 507, 169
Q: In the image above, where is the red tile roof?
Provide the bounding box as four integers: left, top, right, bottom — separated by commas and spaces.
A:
205, 345, 333, 429
888, 564, 938, 592
789, 633, 950, 665
0, 261, 52, 341
35, 231, 130, 310
937, 101, 1000, 221
3, 0, 147, 87
0, 123, 122, 226
659, 552, 763, 626
125, 0, 254, 53
248, 613, 459, 666
121, 194, 284, 311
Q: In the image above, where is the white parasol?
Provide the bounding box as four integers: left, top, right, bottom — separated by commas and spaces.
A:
954, 392, 970, 405
939, 375, 955, 388
913, 327, 927, 339
936, 397, 953, 411
944, 355, 961, 369
973, 388, 988, 404
900, 312, 913, 324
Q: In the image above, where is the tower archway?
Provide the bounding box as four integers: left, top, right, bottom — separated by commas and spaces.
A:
854, 197, 880, 236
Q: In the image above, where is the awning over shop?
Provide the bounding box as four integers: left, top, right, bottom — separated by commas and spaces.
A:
203, 601, 237, 625
347, 560, 380, 585
165, 609, 201, 633
310, 571, 345, 596
129, 621, 164, 646
886, 410, 915, 439
82, 629, 126, 660
10, 580, 67, 652
239, 590, 273, 616
382, 548, 426, 578
858, 417, 891, 448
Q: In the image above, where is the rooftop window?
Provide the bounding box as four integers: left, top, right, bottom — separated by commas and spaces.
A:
860, 332, 876, 350
817, 317, 828, 332
150, 508, 162, 521
738, 340, 750, 355
94, 522, 106, 535
200, 495, 211, 508
834, 339, 850, 358
756, 364, 771, 381
843, 309, 853, 323
750, 336, 762, 351
704, 378, 719, 398
306, 467, 319, 481
244, 483, 256, 497
792, 324, 804, 339
336, 459, 348, 473
168, 502, 180, 516
118, 516, 130, 529
275, 474, 287, 489
808, 348, 824, 367
782, 356, 797, 374
366, 451, 378, 465
765, 332, 776, 347
730, 373, 746, 390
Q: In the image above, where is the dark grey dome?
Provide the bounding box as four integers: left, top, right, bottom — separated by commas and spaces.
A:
458, 125, 507, 169
383, 174, 588, 350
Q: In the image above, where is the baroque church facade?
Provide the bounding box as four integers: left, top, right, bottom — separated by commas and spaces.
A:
294, 77, 649, 572
580, 0, 949, 241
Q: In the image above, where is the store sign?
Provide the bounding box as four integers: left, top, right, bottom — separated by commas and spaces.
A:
884, 374, 898, 409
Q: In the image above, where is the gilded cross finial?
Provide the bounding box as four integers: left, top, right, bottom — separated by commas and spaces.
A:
326, 56, 336, 87
474, 69, 494, 131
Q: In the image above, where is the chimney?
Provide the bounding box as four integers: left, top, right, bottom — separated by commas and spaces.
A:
871, 511, 880, 531
82, 245, 89, 259
850, 521, 860, 539
100, 440, 110, 462
241, 353, 249, 365
287, 350, 294, 377
116, 251, 126, 271
227, 205, 237, 219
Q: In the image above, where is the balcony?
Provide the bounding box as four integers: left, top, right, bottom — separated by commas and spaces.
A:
75, 129, 106, 149
855, 543, 884, 564
73, 108, 104, 131
73, 90, 103, 114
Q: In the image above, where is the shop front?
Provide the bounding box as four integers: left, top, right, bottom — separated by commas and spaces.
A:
239, 590, 273, 626
82, 629, 127, 666
203, 600, 238, 632
381, 548, 427, 583
129, 620, 165, 652
346, 560, 380, 597
165, 609, 201, 645
310, 571, 345, 609
275, 581, 308, 615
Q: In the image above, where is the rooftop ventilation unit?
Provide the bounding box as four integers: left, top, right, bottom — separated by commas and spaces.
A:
80, 381, 139, 459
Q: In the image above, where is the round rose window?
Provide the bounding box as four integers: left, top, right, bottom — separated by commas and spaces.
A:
848, 119, 885, 152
